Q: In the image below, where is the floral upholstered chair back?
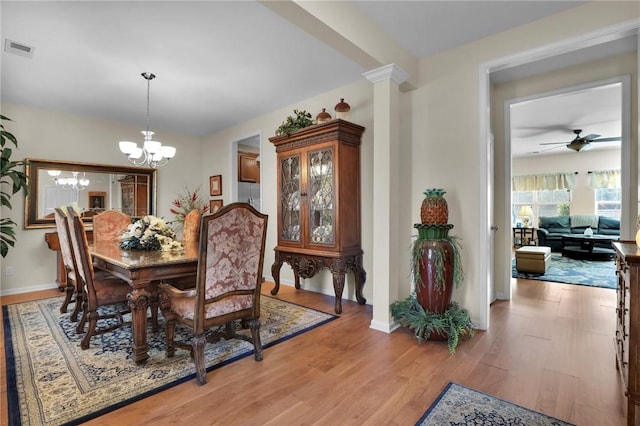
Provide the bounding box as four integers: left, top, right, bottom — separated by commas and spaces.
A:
93, 210, 132, 241
182, 209, 201, 245
197, 203, 268, 321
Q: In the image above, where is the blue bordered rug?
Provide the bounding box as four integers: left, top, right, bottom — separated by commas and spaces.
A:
512, 253, 616, 289
3, 295, 336, 426
416, 382, 574, 425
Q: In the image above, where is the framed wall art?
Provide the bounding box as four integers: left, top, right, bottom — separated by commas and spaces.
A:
88, 191, 106, 211
210, 199, 223, 213
209, 175, 222, 196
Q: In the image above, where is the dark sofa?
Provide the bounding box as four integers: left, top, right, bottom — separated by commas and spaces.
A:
536, 214, 620, 251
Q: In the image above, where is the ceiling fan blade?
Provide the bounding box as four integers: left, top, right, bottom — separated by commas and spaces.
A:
528, 145, 565, 154
592, 136, 621, 142
539, 141, 571, 146
582, 134, 601, 141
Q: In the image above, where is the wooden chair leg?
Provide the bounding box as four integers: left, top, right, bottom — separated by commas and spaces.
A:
81, 311, 98, 350
76, 300, 88, 334
250, 319, 263, 361
70, 291, 83, 322
60, 283, 75, 314
165, 318, 176, 358
193, 334, 207, 386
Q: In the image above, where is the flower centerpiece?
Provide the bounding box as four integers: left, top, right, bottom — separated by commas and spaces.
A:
170, 187, 209, 227
120, 215, 178, 251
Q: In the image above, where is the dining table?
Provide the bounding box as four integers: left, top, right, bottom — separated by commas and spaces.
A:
90, 241, 199, 364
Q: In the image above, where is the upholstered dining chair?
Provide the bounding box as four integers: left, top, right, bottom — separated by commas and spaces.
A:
92, 209, 132, 241
160, 203, 268, 386
63, 207, 132, 349
182, 209, 201, 245
53, 208, 80, 317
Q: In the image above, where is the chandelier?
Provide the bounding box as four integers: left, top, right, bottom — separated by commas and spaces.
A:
119, 72, 176, 168
48, 170, 90, 190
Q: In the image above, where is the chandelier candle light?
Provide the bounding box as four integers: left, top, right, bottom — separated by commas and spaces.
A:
119, 72, 176, 168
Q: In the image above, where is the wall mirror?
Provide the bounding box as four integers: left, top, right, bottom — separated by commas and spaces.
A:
25, 158, 157, 229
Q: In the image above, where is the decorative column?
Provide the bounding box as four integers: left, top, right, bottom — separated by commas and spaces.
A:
363, 64, 409, 332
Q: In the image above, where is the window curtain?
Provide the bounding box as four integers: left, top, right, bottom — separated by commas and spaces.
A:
588, 169, 620, 189
512, 172, 576, 191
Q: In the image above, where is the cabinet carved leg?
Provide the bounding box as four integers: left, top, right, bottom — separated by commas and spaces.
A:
271, 254, 283, 295
128, 288, 150, 365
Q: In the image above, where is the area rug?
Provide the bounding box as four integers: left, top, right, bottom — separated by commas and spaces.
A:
416, 382, 574, 425
512, 253, 616, 289
3, 295, 336, 426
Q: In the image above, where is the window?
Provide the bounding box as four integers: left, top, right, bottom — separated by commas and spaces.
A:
513, 189, 571, 225
595, 188, 621, 218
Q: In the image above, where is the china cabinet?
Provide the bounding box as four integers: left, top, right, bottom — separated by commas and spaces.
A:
613, 241, 640, 425
119, 175, 148, 217
269, 119, 366, 314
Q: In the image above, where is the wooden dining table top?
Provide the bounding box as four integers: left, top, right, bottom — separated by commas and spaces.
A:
91, 241, 199, 270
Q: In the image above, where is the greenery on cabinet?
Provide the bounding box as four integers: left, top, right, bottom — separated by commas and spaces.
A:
390, 295, 474, 354
275, 109, 314, 136
0, 115, 29, 257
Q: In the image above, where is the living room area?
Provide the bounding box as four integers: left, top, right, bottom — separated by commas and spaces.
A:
509, 80, 622, 289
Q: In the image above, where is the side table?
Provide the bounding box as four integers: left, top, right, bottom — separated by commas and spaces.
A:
512, 227, 536, 248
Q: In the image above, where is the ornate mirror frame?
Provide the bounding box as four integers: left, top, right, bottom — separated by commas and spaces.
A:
24, 158, 157, 229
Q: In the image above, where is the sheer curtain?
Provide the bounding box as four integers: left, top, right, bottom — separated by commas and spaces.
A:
512, 172, 576, 191
588, 169, 621, 189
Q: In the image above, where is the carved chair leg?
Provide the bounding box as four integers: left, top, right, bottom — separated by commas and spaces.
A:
81, 311, 99, 350
165, 318, 176, 358
76, 300, 88, 334
193, 334, 207, 386
250, 319, 263, 361
60, 283, 75, 314
70, 291, 83, 322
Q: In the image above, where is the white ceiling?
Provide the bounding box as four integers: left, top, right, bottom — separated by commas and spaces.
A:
0, 1, 634, 154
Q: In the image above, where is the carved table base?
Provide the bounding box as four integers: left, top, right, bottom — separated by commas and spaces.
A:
271, 249, 366, 314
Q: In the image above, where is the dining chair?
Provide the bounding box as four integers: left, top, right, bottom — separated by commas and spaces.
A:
64, 207, 132, 349
53, 208, 80, 317
160, 202, 268, 385
92, 209, 132, 241
182, 209, 201, 245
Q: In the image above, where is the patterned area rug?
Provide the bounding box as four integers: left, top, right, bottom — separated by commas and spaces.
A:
3, 295, 336, 426
416, 382, 575, 425
512, 253, 616, 289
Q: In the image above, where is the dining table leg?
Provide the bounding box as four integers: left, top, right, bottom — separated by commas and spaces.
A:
128, 287, 151, 364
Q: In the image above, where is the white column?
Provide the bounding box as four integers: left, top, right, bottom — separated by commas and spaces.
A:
363, 64, 409, 333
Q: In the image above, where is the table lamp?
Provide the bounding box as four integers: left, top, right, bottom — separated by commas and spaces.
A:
518, 205, 533, 228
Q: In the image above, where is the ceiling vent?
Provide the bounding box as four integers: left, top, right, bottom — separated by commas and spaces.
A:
4, 39, 34, 58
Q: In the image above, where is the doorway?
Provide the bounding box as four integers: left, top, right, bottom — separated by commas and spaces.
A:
231, 134, 262, 211
477, 20, 638, 330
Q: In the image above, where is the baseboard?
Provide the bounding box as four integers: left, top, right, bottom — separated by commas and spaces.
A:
0, 282, 59, 296
370, 319, 400, 333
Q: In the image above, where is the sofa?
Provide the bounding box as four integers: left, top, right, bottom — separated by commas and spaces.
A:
536, 214, 620, 251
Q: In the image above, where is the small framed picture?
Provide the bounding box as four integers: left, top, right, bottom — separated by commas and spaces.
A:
210, 199, 223, 213
209, 175, 222, 196
88, 191, 106, 211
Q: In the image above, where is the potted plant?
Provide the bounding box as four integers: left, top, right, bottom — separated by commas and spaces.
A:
1, 115, 29, 257
390, 188, 474, 353
275, 109, 314, 136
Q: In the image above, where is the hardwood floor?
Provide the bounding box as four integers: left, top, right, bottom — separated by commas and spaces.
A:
1, 279, 627, 425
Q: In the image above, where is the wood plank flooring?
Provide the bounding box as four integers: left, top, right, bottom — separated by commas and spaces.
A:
0, 279, 627, 425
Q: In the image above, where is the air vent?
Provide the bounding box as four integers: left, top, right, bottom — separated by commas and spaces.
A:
4, 39, 34, 58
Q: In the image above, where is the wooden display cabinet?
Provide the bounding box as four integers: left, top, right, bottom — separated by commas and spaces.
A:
238, 151, 260, 183
119, 175, 148, 217
613, 241, 640, 425
269, 119, 366, 314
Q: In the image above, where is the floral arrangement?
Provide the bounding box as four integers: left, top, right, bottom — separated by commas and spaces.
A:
120, 215, 179, 251
170, 187, 209, 227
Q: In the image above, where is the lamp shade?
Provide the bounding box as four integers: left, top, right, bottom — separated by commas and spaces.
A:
518, 205, 533, 217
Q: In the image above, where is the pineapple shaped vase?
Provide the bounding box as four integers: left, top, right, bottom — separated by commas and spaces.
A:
420, 189, 448, 225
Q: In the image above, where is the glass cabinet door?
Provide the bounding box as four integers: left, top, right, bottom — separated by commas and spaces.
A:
308, 147, 334, 245
279, 154, 301, 242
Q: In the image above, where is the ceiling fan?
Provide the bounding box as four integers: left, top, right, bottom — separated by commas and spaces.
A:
539, 129, 621, 153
